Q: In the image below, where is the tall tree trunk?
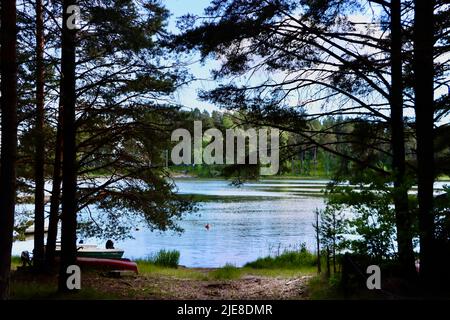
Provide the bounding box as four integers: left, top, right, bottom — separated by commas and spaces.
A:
0, 0, 18, 300
390, 0, 416, 278
413, 0, 436, 282
33, 0, 46, 271
45, 106, 63, 268
58, 0, 78, 292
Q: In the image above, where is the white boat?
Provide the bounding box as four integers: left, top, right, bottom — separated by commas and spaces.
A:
55, 243, 125, 259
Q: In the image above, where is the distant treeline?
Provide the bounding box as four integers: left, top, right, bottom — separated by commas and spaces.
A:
170, 108, 404, 180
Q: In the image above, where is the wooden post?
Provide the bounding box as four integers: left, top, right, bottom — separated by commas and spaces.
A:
326, 246, 331, 279
316, 210, 321, 274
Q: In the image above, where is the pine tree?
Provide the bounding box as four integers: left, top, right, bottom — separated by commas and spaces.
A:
0, 0, 18, 300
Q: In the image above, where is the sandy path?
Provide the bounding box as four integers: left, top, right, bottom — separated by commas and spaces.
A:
83, 273, 312, 300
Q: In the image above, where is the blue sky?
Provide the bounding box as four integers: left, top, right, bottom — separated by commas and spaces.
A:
160, 1, 445, 123
164, 0, 210, 29
163, 0, 219, 113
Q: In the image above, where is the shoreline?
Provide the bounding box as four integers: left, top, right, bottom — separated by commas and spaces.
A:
10, 261, 314, 300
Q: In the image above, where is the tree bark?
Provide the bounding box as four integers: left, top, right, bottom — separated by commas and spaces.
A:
390, 0, 416, 278
0, 0, 18, 300
33, 0, 46, 271
58, 0, 78, 292
45, 105, 63, 268
413, 0, 436, 282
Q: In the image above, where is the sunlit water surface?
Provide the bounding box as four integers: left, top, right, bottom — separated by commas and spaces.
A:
16, 179, 446, 267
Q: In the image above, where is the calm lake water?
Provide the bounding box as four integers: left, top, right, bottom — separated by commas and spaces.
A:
12, 179, 326, 267
12, 179, 449, 267
116, 179, 326, 267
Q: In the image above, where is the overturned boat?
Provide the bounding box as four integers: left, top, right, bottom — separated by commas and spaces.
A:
76, 257, 138, 273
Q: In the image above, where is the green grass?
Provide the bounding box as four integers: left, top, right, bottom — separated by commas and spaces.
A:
11, 256, 21, 270
10, 281, 56, 299
307, 273, 388, 300
244, 248, 317, 269
135, 261, 315, 281
306, 275, 342, 299
144, 249, 180, 268
135, 245, 318, 281
10, 278, 119, 300
9, 247, 319, 300
209, 248, 319, 280
209, 264, 242, 280
242, 266, 316, 277
211, 266, 316, 280
9, 250, 318, 300
135, 259, 208, 280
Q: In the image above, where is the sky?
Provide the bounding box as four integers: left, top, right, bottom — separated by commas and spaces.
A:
161, 1, 390, 120
163, 0, 219, 113
161, 1, 390, 118
161, 0, 448, 124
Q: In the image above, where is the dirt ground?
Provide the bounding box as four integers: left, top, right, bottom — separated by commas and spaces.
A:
11, 266, 313, 300
83, 273, 312, 300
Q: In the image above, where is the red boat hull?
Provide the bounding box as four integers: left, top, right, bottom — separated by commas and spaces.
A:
76, 257, 138, 273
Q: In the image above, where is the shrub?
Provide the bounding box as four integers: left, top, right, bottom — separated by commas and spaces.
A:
149, 249, 180, 268
244, 244, 316, 269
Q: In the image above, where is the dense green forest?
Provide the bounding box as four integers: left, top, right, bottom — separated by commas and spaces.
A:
167, 108, 449, 181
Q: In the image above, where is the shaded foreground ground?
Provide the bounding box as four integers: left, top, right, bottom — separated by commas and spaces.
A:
83, 271, 312, 299
10, 265, 313, 300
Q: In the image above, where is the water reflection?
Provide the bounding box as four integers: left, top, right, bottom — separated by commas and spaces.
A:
105, 180, 326, 267
12, 179, 449, 267
12, 180, 322, 267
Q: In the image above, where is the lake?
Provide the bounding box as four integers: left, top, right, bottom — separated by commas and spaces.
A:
12, 179, 326, 267
116, 179, 326, 267
13, 179, 448, 267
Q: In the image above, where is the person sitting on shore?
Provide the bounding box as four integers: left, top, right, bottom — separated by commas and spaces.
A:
106, 239, 115, 249
20, 251, 32, 267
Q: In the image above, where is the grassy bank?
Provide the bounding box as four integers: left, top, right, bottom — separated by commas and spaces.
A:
134, 257, 316, 281
9, 248, 318, 299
